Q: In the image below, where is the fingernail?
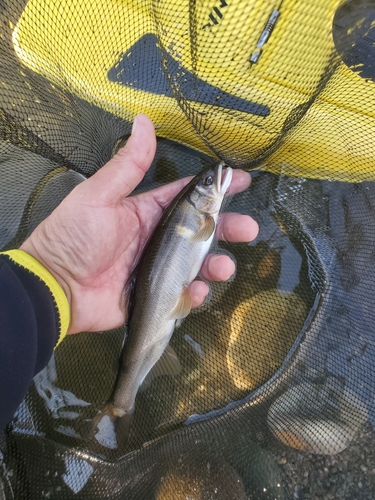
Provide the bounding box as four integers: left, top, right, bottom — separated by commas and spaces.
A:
131, 115, 140, 135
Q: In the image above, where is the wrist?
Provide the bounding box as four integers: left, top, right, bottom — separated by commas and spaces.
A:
20, 239, 72, 316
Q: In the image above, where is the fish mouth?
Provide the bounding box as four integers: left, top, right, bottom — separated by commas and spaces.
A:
216, 161, 233, 195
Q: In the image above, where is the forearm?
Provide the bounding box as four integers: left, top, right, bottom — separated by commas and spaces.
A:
0, 250, 69, 429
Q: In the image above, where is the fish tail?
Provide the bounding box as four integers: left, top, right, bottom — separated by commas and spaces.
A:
90, 403, 134, 453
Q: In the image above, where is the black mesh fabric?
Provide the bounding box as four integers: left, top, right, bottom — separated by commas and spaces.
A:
1, 0, 375, 498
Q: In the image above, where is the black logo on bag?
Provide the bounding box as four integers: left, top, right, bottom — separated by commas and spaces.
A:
202, 0, 228, 29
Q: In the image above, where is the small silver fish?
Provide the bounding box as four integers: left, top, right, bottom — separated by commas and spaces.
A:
91, 162, 232, 451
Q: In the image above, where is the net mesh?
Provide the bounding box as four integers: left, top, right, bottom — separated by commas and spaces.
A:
1, 0, 375, 498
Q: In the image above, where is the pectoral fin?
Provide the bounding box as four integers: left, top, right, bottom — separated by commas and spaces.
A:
188, 216, 215, 243
139, 345, 182, 392
169, 287, 192, 320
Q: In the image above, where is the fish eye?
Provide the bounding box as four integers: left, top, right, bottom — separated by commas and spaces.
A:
203, 175, 213, 186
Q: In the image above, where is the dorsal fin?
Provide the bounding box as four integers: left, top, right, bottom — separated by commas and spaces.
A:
188, 216, 215, 243
139, 345, 181, 392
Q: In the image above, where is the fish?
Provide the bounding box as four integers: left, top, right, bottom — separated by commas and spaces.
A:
91, 161, 233, 453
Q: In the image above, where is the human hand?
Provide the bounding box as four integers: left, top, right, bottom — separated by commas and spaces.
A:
20, 115, 259, 334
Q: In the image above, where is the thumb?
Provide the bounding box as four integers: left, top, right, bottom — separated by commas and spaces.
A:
86, 114, 157, 204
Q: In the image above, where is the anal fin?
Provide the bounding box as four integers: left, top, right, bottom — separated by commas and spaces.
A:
139, 345, 182, 392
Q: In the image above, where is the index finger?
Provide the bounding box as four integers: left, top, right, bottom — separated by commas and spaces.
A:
216, 213, 259, 243
225, 169, 251, 196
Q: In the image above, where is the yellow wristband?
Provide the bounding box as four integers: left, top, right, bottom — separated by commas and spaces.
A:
0, 250, 70, 346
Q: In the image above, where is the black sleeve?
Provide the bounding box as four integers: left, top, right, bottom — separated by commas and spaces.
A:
0, 254, 60, 430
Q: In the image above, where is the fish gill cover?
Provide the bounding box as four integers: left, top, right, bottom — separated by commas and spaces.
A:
1, 0, 375, 498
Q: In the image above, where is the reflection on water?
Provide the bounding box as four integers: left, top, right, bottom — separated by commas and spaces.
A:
34, 355, 90, 420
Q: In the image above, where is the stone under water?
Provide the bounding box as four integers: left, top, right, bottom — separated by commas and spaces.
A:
227, 290, 306, 392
